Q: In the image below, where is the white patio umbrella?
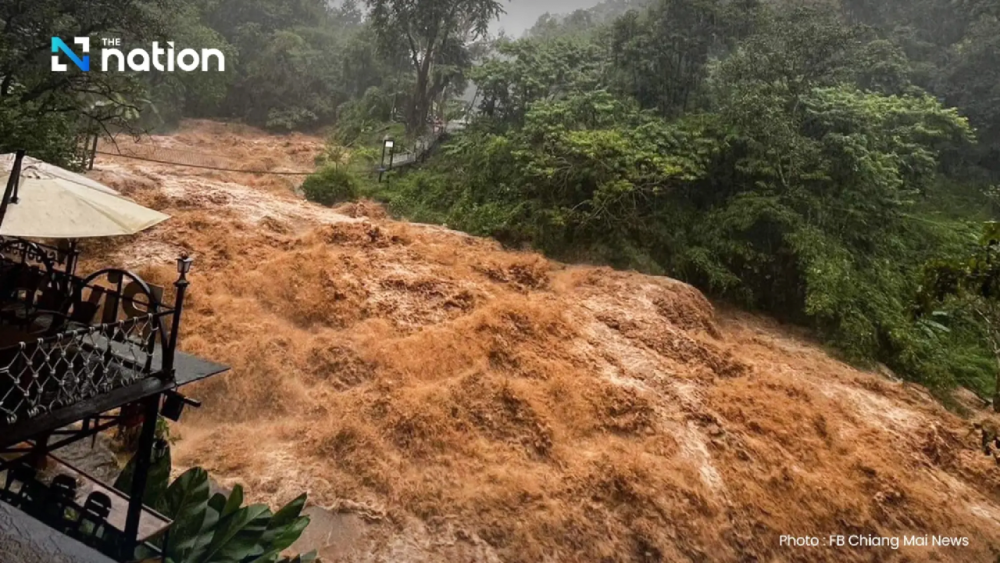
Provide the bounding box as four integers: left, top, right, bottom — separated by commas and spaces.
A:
0, 153, 169, 238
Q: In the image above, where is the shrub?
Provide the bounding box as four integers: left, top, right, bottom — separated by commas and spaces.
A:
302, 166, 359, 206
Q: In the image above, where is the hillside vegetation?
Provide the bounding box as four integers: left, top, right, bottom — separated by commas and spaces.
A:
357, 0, 1000, 399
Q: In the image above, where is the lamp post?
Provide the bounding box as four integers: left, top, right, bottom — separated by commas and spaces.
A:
162, 254, 193, 378
378, 137, 395, 183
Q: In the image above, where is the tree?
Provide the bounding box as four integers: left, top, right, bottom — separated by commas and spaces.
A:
607, 0, 755, 117
470, 38, 604, 130
921, 222, 1000, 410
938, 13, 1000, 173
194, 0, 368, 130
0, 0, 183, 164
835, 0, 1000, 177
138, 2, 236, 131
682, 3, 973, 358
364, 0, 505, 134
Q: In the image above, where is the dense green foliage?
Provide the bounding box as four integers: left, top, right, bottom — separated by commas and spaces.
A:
368, 0, 1000, 396
302, 165, 359, 206
921, 222, 1000, 408
0, 0, 408, 144
189, 0, 375, 131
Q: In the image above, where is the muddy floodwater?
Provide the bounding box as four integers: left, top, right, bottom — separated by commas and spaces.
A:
75, 120, 1000, 563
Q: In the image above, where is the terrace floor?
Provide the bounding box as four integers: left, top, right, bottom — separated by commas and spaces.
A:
0, 501, 116, 563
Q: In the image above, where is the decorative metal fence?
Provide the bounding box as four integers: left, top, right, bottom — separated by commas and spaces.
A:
0, 312, 169, 425
0, 248, 189, 428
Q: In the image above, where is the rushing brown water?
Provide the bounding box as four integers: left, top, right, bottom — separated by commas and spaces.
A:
80, 120, 1000, 562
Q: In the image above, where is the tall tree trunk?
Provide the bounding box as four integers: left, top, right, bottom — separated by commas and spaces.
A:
408, 54, 434, 135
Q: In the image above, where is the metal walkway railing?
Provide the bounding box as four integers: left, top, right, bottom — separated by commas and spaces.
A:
384, 119, 468, 171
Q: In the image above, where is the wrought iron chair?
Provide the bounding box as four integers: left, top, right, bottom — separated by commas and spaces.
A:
0, 464, 36, 505
74, 270, 166, 378
50, 474, 78, 496
71, 491, 114, 548
1, 464, 46, 512
0, 269, 72, 333
0, 240, 58, 280
94, 514, 128, 559
41, 474, 79, 529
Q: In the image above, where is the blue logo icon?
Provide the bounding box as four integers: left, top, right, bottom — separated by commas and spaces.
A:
51, 38, 90, 72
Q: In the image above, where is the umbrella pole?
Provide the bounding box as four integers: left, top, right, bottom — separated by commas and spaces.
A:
68, 239, 79, 277
88, 134, 99, 171
0, 149, 25, 232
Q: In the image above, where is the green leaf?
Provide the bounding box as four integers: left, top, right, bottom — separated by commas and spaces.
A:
268, 496, 307, 533
223, 485, 245, 520
195, 504, 272, 563
208, 493, 228, 516
246, 517, 310, 563
244, 495, 311, 563
195, 502, 222, 557
115, 441, 170, 507
160, 468, 211, 562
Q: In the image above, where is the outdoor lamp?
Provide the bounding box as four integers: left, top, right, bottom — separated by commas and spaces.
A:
384, 138, 395, 150
161, 391, 186, 421
162, 390, 202, 421
176, 254, 193, 275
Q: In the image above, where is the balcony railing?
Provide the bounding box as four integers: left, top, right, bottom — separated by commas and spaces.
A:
0, 311, 172, 426
0, 237, 226, 563
0, 241, 188, 431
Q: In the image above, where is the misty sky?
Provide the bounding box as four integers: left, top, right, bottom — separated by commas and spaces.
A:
492, 0, 603, 36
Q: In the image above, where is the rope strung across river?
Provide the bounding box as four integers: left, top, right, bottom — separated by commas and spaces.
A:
94, 151, 315, 176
